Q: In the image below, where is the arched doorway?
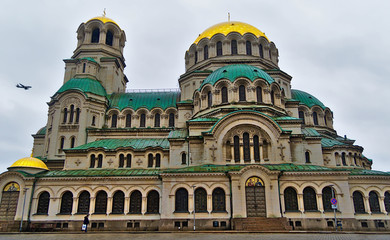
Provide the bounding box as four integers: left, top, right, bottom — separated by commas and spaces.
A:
245, 176, 266, 217
0, 182, 20, 220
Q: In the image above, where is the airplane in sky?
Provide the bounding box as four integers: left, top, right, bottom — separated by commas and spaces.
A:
16, 83, 32, 90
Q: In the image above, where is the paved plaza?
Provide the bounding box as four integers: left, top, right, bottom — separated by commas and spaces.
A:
0, 233, 389, 240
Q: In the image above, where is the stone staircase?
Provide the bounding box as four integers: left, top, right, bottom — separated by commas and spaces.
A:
233, 217, 292, 231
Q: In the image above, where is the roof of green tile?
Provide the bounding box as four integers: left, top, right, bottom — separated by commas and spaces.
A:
199, 64, 275, 89
272, 116, 301, 121
163, 164, 245, 173
68, 138, 170, 151
349, 169, 390, 176
189, 117, 219, 122
168, 129, 188, 139
262, 163, 338, 172
56, 78, 107, 97
321, 138, 347, 147
291, 89, 326, 109
37, 168, 161, 178
36, 126, 47, 135
80, 57, 98, 63
302, 128, 321, 137
108, 91, 180, 111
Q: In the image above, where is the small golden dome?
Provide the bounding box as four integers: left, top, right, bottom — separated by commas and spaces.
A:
9, 155, 49, 171
194, 21, 269, 44
87, 16, 118, 26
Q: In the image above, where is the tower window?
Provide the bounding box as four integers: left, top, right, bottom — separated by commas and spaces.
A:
299, 111, 305, 124
216, 41, 223, 56
92, 116, 96, 126
207, 91, 212, 108
221, 86, 228, 103
69, 105, 74, 123
154, 113, 160, 127
126, 114, 131, 127
126, 154, 132, 168
140, 114, 146, 127
91, 28, 100, 43
271, 90, 275, 105
256, 86, 262, 103
82, 63, 86, 73
111, 114, 117, 128
259, 44, 264, 58
75, 108, 80, 123
341, 152, 347, 166
106, 30, 113, 46
119, 154, 124, 168
243, 132, 250, 162
231, 40, 237, 55
63, 108, 68, 123
234, 135, 240, 162
60, 137, 65, 150
253, 135, 260, 162
194, 51, 198, 64
313, 112, 319, 125
305, 151, 311, 163
204, 45, 208, 60
155, 153, 161, 168
90, 154, 96, 168
148, 154, 153, 168
239, 85, 246, 101
97, 154, 103, 168
246, 41, 252, 55
169, 113, 175, 127
70, 137, 75, 148
181, 153, 187, 165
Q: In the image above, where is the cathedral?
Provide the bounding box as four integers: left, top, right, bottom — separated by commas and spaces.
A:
1, 15, 390, 232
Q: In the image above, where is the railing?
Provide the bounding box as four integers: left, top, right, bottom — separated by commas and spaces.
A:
125, 88, 180, 93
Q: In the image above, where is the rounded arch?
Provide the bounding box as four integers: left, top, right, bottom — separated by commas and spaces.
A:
169, 183, 193, 196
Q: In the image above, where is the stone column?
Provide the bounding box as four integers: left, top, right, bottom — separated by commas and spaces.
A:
142, 197, 147, 214
297, 193, 305, 212
189, 193, 195, 213
379, 196, 386, 213
250, 143, 255, 164
317, 194, 324, 212
72, 197, 78, 215
124, 197, 130, 214
364, 196, 371, 214
89, 197, 95, 214
207, 195, 212, 213
107, 197, 113, 215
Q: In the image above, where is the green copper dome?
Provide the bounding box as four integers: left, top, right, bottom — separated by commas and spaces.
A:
291, 89, 326, 109
199, 64, 275, 89
56, 78, 107, 97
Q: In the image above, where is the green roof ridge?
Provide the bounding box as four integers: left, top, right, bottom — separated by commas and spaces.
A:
56, 78, 107, 97
291, 89, 326, 109
68, 138, 170, 151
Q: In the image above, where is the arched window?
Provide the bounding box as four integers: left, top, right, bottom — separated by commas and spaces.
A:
63, 108, 68, 123
231, 40, 237, 55
82, 63, 86, 73
216, 41, 223, 56
234, 136, 240, 162
129, 190, 142, 214
259, 44, 264, 58
256, 86, 262, 103
97, 154, 103, 168
263, 140, 269, 159
181, 152, 187, 165
369, 191, 381, 213
226, 141, 231, 160
112, 191, 124, 214
91, 28, 100, 43
253, 135, 260, 162
207, 91, 212, 108
126, 154, 132, 168
37, 191, 50, 215
154, 113, 160, 127
305, 151, 311, 163
140, 113, 146, 127
60, 191, 73, 214
284, 187, 298, 211
119, 154, 124, 168
204, 45, 208, 60
69, 105, 74, 123
243, 132, 250, 162
271, 90, 275, 105
60, 137, 65, 150
92, 116, 96, 126
94, 191, 107, 214
148, 153, 153, 168
322, 187, 333, 211
341, 152, 347, 166
354, 154, 357, 166
106, 30, 113, 46
175, 188, 188, 212
212, 188, 226, 212
194, 51, 198, 64
324, 115, 327, 126
303, 187, 317, 211
126, 114, 131, 128
169, 113, 175, 127
90, 154, 96, 168
147, 190, 159, 213
299, 111, 305, 124
111, 114, 117, 128
269, 49, 272, 60
221, 86, 228, 103
70, 137, 75, 148
155, 153, 161, 168
75, 108, 80, 123
246, 41, 252, 55
195, 188, 207, 212
353, 191, 365, 213
313, 112, 318, 125
77, 191, 90, 214
239, 85, 246, 101
384, 192, 390, 213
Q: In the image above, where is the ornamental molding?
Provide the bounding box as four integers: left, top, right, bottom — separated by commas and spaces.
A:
229, 164, 279, 177
348, 175, 390, 180
160, 172, 226, 178
282, 171, 350, 177
37, 175, 160, 182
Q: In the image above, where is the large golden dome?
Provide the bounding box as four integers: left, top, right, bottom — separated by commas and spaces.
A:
87, 16, 118, 26
9, 155, 49, 171
194, 21, 269, 44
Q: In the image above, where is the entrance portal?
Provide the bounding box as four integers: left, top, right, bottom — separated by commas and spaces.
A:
0, 182, 20, 221
245, 176, 266, 217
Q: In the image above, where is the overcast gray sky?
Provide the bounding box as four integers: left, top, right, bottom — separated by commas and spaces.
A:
1, 0, 389, 173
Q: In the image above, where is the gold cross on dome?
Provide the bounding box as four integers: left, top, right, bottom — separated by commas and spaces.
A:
103, 8, 106, 17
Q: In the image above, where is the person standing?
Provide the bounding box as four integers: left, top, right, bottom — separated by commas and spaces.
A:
82, 214, 89, 233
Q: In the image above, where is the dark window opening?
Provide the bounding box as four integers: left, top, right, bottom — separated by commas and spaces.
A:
231, 40, 237, 55
369, 191, 381, 213
212, 188, 226, 212
303, 187, 318, 211
284, 187, 298, 211
181, 153, 187, 165
169, 113, 175, 127
175, 188, 188, 212
111, 114, 117, 128
77, 191, 90, 214
37, 191, 50, 214
129, 191, 142, 214
112, 191, 125, 214
69, 105, 74, 123
234, 136, 240, 162
106, 30, 113, 46
154, 113, 160, 127
195, 188, 207, 212
97, 154, 103, 168
221, 87, 228, 103
259, 44, 264, 58
126, 154, 132, 168
70, 137, 75, 149
239, 85, 246, 101
243, 132, 250, 162
204, 45, 208, 60
147, 190, 159, 213
155, 153, 161, 168
217, 41, 223, 56
271, 90, 275, 105
384, 192, 390, 212
246, 41, 252, 55
207, 91, 212, 108
90, 154, 96, 168
82, 63, 86, 73
75, 108, 80, 123
253, 135, 260, 162
148, 154, 153, 168
92, 116, 96, 126
126, 114, 131, 127
140, 113, 146, 127
256, 86, 262, 103
353, 191, 365, 213
342, 152, 347, 166
313, 112, 319, 125
60, 137, 65, 150
63, 108, 68, 123
299, 111, 305, 124
91, 28, 100, 43
194, 51, 198, 64
305, 151, 310, 163
322, 187, 333, 211
94, 191, 107, 214
119, 154, 124, 168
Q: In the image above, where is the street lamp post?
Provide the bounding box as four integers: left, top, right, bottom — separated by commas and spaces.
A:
19, 188, 28, 232
329, 185, 337, 231
192, 185, 196, 231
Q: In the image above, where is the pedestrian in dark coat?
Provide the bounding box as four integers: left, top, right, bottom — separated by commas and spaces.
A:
82, 215, 90, 233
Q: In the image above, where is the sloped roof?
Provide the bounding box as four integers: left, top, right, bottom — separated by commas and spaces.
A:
108, 91, 180, 111
56, 78, 107, 97
291, 89, 326, 109
321, 138, 347, 148
199, 64, 275, 89
68, 138, 170, 151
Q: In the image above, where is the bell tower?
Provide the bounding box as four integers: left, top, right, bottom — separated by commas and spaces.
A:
63, 14, 128, 94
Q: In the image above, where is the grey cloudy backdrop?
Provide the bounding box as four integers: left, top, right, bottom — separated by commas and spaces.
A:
0, 0, 389, 173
